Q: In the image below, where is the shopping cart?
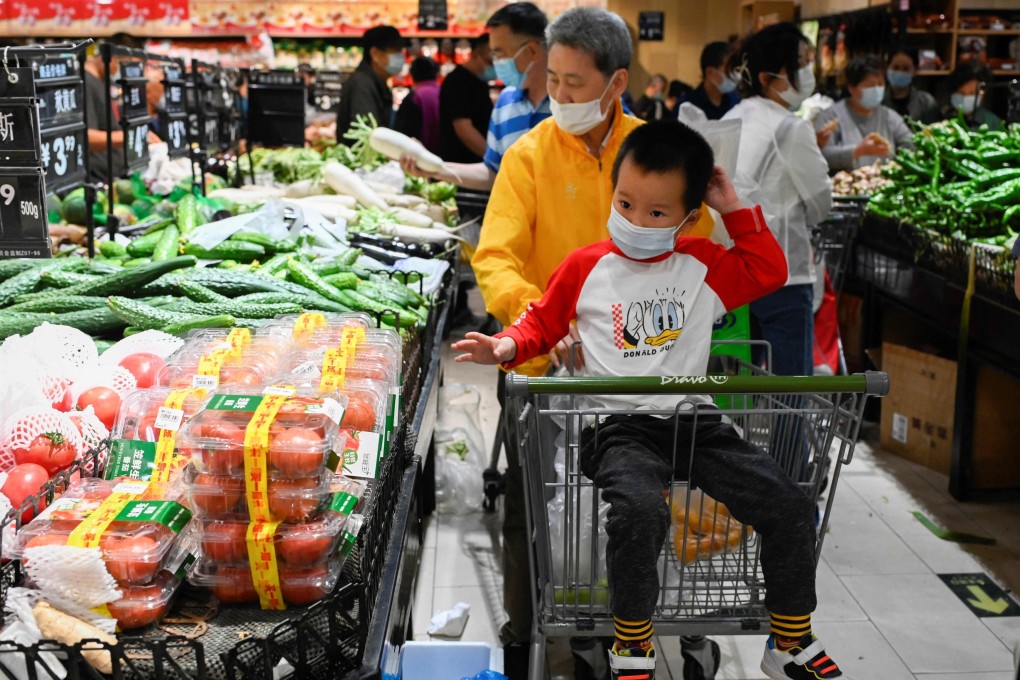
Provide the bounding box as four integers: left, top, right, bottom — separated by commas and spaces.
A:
505, 368, 888, 679
813, 197, 865, 300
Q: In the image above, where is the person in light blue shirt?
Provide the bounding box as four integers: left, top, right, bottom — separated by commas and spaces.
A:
400, 2, 550, 191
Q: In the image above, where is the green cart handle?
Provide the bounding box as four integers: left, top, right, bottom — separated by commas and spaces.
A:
505, 371, 890, 397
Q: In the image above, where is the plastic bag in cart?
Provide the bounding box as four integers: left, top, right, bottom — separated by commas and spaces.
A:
434, 385, 487, 514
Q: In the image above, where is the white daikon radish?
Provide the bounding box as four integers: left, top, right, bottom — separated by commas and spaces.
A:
240, 185, 285, 196
302, 194, 357, 208
363, 179, 400, 196
289, 198, 357, 222
284, 179, 325, 198
208, 188, 267, 205
384, 194, 427, 208
369, 127, 445, 173
322, 161, 388, 210
378, 222, 465, 243
390, 207, 434, 228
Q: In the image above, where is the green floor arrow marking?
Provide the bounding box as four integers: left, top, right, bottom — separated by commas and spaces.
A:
913, 511, 997, 545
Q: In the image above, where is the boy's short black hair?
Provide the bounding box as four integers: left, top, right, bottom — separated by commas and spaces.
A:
845, 55, 885, 86
486, 2, 548, 42
612, 120, 715, 212
410, 56, 438, 83
700, 41, 731, 75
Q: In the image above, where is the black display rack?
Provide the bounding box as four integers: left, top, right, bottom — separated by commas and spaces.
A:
188, 60, 244, 193
246, 69, 306, 149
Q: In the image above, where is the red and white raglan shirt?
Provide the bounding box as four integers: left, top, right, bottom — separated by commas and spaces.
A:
496, 206, 789, 412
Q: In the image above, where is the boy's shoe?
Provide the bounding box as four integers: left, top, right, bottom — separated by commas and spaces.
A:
608, 641, 655, 680
761, 633, 849, 679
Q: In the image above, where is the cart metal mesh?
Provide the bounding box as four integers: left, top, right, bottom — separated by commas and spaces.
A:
504, 369, 888, 673
813, 198, 863, 299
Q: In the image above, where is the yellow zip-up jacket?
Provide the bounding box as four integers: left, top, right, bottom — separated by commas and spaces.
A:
473, 100, 713, 376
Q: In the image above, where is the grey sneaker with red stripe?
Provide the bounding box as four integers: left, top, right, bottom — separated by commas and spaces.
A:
608, 642, 656, 680
761, 633, 850, 679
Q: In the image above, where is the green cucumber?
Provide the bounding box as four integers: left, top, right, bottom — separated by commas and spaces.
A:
286, 259, 348, 304
229, 231, 279, 250
0, 259, 90, 307
0, 259, 45, 283
15, 256, 197, 305
184, 241, 266, 263
126, 230, 165, 257
98, 241, 128, 259
173, 300, 302, 318
6, 296, 110, 313
162, 314, 236, 337
361, 279, 419, 307
234, 292, 299, 305
94, 339, 116, 354
175, 194, 202, 235
322, 272, 359, 290
107, 296, 223, 331
338, 289, 419, 328
59, 307, 128, 336
141, 217, 174, 235
0, 312, 51, 339
41, 270, 102, 288
90, 260, 125, 275
255, 254, 292, 277
370, 275, 426, 306
152, 225, 180, 262
174, 269, 290, 297
123, 257, 153, 268
176, 279, 230, 303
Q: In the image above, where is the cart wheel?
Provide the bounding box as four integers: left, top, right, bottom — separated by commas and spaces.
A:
681, 637, 720, 680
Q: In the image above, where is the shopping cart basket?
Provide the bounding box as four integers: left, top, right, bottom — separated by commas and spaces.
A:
813, 197, 865, 299
505, 369, 888, 679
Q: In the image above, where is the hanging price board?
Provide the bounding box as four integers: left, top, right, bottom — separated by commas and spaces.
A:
0, 68, 41, 165
162, 112, 188, 158
0, 168, 50, 258
164, 68, 186, 116
123, 120, 150, 172
32, 56, 79, 84
40, 122, 86, 192
248, 69, 305, 148
312, 71, 343, 113
418, 0, 448, 31
36, 82, 83, 128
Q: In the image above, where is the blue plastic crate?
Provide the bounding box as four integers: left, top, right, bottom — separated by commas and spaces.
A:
398, 641, 503, 680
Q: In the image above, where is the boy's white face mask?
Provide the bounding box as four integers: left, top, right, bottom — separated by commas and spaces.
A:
607, 206, 695, 260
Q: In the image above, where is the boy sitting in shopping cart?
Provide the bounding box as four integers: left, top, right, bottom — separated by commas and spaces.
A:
453, 120, 848, 680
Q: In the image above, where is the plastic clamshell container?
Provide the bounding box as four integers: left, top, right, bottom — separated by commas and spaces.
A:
189, 554, 344, 606
181, 465, 336, 522
191, 510, 348, 568
276, 350, 397, 389
179, 328, 285, 355
158, 338, 289, 390
107, 571, 181, 630
177, 389, 346, 478
338, 378, 389, 434
12, 479, 190, 586
112, 387, 212, 443
259, 313, 375, 348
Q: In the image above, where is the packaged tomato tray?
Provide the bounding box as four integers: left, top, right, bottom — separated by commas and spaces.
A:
177, 389, 347, 479
158, 336, 291, 390
277, 350, 398, 389
259, 312, 375, 349
189, 553, 345, 607
181, 465, 337, 522
108, 570, 183, 630
11, 479, 193, 587
334, 379, 391, 480
106, 387, 212, 482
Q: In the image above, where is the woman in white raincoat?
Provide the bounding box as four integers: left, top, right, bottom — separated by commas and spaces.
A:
722, 23, 832, 378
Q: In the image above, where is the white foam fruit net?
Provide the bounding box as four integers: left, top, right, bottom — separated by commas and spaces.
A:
25, 323, 98, 376
0, 408, 84, 471
23, 545, 121, 634
69, 366, 137, 402
70, 407, 110, 474
98, 330, 184, 366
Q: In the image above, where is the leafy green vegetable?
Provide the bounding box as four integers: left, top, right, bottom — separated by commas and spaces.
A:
342, 114, 387, 170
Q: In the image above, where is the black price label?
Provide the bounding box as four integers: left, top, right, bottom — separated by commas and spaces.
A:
202, 111, 220, 148
0, 170, 48, 257
37, 82, 84, 128
124, 121, 150, 171
165, 81, 186, 115
0, 104, 41, 164
221, 111, 241, 146
40, 123, 86, 192
638, 11, 665, 41
164, 64, 183, 82
120, 61, 145, 80
121, 82, 148, 120
32, 56, 80, 83
162, 113, 189, 158
315, 71, 344, 84
418, 0, 448, 30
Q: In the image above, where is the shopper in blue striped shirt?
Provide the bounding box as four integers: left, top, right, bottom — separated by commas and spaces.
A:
401, 2, 550, 192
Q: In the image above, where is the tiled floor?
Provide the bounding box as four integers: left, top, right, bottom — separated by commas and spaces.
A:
413, 321, 1020, 679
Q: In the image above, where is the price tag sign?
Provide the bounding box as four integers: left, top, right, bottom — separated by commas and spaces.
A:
202, 108, 220, 150
31, 55, 80, 84
37, 82, 84, 128
0, 105, 40, 164
638, 12, 665, 41
418, 0, 448, 30
221, 110, 241, 147
164, 80, 186, 115
120, 81, 148, 121
40, 122, 86, 192
162, 112, 188, 159
0, 169, 49, 258
123, 120, 150, 172
120, 60, 144, 81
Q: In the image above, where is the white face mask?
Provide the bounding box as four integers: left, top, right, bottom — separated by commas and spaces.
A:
770, 63, 815, 111
858, 85, 885, 110
385, 52, 405, 76
715, 70, 738, 95
607, 206, 695, 260
951, 93, 978, 116
550, 77, 615, 136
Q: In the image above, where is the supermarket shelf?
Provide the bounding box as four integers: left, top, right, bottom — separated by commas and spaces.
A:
991, 69, 1019, 76
916, 70, 952, 76
956, 29, 1020, 36
906, 27, 954, 34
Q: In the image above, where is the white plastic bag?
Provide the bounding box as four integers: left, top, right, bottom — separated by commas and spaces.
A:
434, 385, 486, 515
678, 103, 743, 179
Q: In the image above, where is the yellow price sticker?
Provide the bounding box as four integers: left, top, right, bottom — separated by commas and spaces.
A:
152, 388, 204, 483
242, 391, 292, 522
246, 518, 285, 610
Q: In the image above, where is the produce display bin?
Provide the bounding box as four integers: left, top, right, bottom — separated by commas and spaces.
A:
0, 262, 457, 679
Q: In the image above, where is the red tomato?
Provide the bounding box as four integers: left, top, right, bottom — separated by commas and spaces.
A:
50, 382, 73, 412
107, 580, 169, 629
276, 521, 333, 566
199, 421, 246, 475
1, 464, 51, 522
279, 564, 330, 605
190, 474, 244, 517
274, 398, 320, 425
201, 521, 248, 564
134, 410, 160, 442
100, 534, 160, 584
346, 364, 388, 382
268, 478, 322, 522
119, 353, 166, 390
218, 368, 260, 386
212, 565, 257, 603
22, 533, 68, 568
269, 427, 325, 476
76, 387, 122, 430
341, 397, 376, 431
14, 432, 77, 476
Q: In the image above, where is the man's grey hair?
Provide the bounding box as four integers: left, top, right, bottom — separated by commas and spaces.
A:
546, 7, 632, 78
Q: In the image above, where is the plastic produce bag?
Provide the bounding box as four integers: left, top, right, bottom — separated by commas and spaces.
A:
0, 588, 67, 680
434, 385, 487, 515
678, 103, 743, 179
670, 486, 752, 566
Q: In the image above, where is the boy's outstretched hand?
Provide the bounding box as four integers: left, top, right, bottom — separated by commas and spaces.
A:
704, 165, 745, 216
452, 332, 518, 365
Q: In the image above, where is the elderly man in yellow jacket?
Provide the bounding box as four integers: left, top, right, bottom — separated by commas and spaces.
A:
472, 7, 713, 678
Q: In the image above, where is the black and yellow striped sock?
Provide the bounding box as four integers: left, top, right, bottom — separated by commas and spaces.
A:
770, 613, 811, 651
614, 617, 653, 649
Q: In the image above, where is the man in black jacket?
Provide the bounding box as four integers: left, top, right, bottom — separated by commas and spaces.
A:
337, 25, 404, 141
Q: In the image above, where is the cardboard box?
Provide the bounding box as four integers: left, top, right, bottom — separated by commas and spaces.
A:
972, 364, 1020, 489
878, 343, 957, 474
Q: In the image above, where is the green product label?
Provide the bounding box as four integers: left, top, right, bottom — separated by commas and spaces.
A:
114, 500, 193, 535
343, 450, 358, 466
172, 552, 197, 581
329, 491, 359, 516
105, 439, 157, 481
206, 394, 264, 412
339, 530, 357, 557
